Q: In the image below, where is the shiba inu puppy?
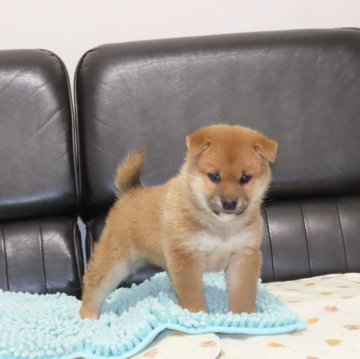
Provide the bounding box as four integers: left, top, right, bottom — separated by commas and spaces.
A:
80, 124, 277, 320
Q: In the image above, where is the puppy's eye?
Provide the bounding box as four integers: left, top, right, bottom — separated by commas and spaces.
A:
208, 171, 221, 184
240, 174, 252, 184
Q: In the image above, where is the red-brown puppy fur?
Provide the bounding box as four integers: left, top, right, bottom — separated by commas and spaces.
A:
80, 124, 277, 320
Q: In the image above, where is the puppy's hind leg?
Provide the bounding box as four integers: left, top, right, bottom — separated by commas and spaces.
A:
80, 231, 134, 320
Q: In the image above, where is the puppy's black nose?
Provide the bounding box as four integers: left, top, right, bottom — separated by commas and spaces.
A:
221, 198, 237, 211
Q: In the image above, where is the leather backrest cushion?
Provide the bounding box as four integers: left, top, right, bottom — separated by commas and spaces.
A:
0, 50, 78, 221
76, 29, 360, 219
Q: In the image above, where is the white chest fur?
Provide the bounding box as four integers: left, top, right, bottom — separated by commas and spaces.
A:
187, 226, 259, 272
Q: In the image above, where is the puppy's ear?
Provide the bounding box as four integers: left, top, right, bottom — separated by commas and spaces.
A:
186, 130, 211, 157
254, 134, 278, 163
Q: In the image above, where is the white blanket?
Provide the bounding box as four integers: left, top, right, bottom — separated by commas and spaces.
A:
132, 273, 360, 358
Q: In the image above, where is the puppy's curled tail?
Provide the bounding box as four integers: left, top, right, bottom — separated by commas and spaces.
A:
115, 150, 145, 197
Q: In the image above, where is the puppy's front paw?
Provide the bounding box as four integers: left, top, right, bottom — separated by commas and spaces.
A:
230, 303, 256, 314
79, 305, 100, 320
182, 303, 208, 313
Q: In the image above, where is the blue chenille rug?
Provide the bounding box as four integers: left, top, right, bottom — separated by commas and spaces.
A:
0, 272, 306, 359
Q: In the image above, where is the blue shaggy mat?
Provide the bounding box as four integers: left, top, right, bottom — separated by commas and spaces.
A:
0, 272, 306, 359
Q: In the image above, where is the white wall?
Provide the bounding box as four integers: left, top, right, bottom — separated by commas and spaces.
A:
1, 0, 359, 79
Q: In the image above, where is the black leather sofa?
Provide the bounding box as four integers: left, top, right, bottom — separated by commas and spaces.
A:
1, 29, 359, 297
0, 50, 83, 297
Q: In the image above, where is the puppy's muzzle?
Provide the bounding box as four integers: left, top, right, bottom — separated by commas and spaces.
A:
210, 197, 248, 216
221, 198, 237, 211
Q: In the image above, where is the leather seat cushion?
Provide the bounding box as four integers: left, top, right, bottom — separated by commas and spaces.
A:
0, 217, 83, 297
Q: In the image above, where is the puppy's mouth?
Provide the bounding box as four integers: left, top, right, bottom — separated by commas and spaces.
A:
209, 203, 248, 216
211, 209, 245, 216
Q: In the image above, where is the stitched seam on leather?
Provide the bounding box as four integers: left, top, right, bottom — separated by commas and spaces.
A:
65, 58, 81, 212
38, 221, 48, 294
299, 203, 312, 276
335, 201, 349, 272
38, 49, 80, 213
263, 207, 275, 281
72, 219, 83, 292
74, 49, 99, 220
66, 61, 81, 211
1, 225, 9, 291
